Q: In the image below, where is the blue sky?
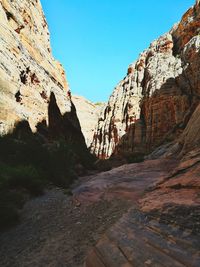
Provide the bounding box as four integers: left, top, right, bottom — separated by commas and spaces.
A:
40, 0, 194, 102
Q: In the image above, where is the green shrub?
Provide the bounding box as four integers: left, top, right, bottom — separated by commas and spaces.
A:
0, 131, 95, 229
7, 165, 45, 196
0, 136, 79, 189
95, 102, 104, 106
0, 163, 45, 228
0, 163, 45, 195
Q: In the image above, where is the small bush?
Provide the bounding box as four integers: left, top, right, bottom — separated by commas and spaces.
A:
0, 163, 45, 195
7, 165, 45, 196
0, 137, 74, 229
0, 129, 95, 229
0, 163, 45, 229
95, 102, 104, 106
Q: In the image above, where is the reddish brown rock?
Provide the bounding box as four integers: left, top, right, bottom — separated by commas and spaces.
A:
78, 146, 200, 267
83, 156, 200, 267
73, 158, 177, 205
140, 157, 200, 212
179, 103, 200, 156
85, 204, 200, 267
91, 1, 200, 159
142, 94, 190, 150
173, 0, 200, 55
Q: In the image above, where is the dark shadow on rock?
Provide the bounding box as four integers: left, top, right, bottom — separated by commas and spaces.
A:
48, 92, 86, 146
12, 120, 33, 140
107, 64, 200, 161
48, 92, 95, 168
0, 93, 96, 230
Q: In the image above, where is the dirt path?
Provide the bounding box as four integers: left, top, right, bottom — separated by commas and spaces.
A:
0, 159, 178, 267
0, 189, 130, 267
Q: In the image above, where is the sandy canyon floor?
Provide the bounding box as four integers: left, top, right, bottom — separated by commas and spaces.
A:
0, 158, 199, 267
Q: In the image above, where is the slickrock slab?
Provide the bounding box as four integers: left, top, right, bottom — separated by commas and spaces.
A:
85, 156, 200, 267
85, 208, 200, 267
140, 157, 200, 212
73, 159, 177, 205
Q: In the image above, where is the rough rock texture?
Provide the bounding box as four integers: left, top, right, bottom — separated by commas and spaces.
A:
72, 95, 104, 147
83, 149, 200, 267
179, 103, 200, 156
85, 2, 200, 265
0, 152, 199, 266
91, 0, 200, 159
0, 188, 130, 267
0, 0, 72, 135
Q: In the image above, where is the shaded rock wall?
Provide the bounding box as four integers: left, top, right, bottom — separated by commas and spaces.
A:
91, 0, 200, 159
179, 103, 200, 156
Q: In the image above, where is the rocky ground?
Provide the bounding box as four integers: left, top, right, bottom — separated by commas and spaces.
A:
84, 156, 200, 267
0, 157, 199, 267
0, 187, 130, 267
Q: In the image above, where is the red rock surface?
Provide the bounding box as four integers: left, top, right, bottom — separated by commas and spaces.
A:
83, 155, 200, 267
73, 159, 177, 205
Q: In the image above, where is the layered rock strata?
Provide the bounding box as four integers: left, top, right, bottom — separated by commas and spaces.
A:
72, 95, 104, 147
91, 0, 200, 159
0, 0, 72, 135
86, 2, 200, 265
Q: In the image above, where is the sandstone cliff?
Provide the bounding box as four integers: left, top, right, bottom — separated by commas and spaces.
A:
85, 3, 200, 265
0, 0, 94, 232
91, 0, 200, 159
72, 95, 104, 147
0, 0, 72, 135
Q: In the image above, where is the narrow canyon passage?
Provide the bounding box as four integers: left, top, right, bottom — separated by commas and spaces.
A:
0, 1, 200, 267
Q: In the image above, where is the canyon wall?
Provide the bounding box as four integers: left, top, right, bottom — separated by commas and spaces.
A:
72, 95, 104, 147
0, 0, 73, 135
0, 0, 91, 159
91, 0, 200, 159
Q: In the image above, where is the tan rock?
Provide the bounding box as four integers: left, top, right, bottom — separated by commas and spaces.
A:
0, 0, 71, 135
72, 95, 104, 147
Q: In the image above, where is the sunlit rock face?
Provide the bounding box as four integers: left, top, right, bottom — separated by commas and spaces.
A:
91, 0, 200, 159
72, 95, 105, 147
0, 0, 71, 135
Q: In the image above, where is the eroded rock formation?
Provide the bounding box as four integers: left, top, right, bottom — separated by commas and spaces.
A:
85, 2, 200, 266
72, 95, 104, 147
0, 0, 71, 135
91, 0, 200, 159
